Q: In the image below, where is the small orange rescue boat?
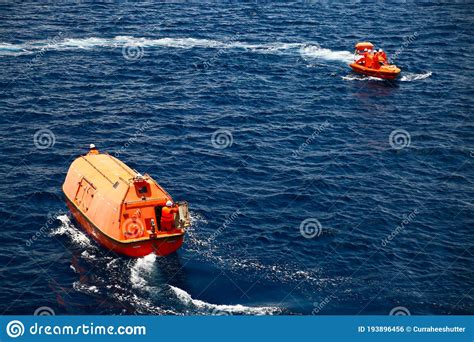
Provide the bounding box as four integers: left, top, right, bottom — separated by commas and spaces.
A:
349, 42, 401, 80
62, 145, 190, 257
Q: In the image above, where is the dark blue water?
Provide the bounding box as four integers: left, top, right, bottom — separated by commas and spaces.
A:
0, 2, 473, 315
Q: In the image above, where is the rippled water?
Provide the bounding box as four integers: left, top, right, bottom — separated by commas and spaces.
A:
0, 2, 473, 315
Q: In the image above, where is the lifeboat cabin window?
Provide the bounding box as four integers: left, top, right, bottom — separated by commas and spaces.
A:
133, 180, 151, 197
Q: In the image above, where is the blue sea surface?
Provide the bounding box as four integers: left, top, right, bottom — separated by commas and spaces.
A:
0, 2, 473, 315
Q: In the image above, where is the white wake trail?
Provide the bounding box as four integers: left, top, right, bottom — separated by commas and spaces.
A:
0, 36, 349, 60
51, 214, 94, 248
130, 254, 157, 290
300, 44, 353, 63
170, 285, 281, 315
400, 71, 432, 82
342, 71, 433, 82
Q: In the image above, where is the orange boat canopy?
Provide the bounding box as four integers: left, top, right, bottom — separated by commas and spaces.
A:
63, 147, 190, 245
355, 42, 374, 50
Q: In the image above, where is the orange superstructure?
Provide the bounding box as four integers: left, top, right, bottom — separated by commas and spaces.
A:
62, 145, 190, 257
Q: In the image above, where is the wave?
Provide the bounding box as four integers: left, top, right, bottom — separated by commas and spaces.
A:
300, 44, 353, 63
342, 71, 433, 82
169, 285, 281, 315
185, 212, 340, 290
341, 74, 384, 82
127, 246, 281, 315
400, 71, 432, 82
0, 43, 27, 56
51, 214, 95, 248
1, 36, 432, 84
51, 213, 279, 315
114, 255, 175, 314
0, 36, 348, 60
0, 36, 298, 55
0, 43, 24, 51
127, 250, 281, 314
73, 282, 100, 294
53, 212, 340, 314
130, 254, 157, 290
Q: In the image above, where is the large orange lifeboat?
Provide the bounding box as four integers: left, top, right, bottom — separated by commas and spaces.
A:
62, 145, 190, 257
349, 42, 401, 80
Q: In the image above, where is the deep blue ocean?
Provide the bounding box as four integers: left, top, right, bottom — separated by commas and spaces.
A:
0, 2, 473, 315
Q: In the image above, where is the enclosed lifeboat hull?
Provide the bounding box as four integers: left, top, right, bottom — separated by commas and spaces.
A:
65, 197, 184, 257
349, 63, 401, 80
62, 147, 190, 258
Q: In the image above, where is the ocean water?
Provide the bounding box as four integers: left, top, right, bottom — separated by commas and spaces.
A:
0, 2, 472, 315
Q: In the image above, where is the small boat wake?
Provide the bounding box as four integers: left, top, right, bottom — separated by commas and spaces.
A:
0, 43, 28, 56
0, 36, 349, 61
128, 251, 281, 315
51, 214, 281, 315
52, 214, 95, 248
169, 285, 281, 315
342, 74, 386, 82
299, 44, 353, 63
186, 211, 343, 288
2, 36, 432, 86
51, 215, 170, 314
342, 71, 432, 82
400, 71, 433, 82
0, 36, 302, 56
